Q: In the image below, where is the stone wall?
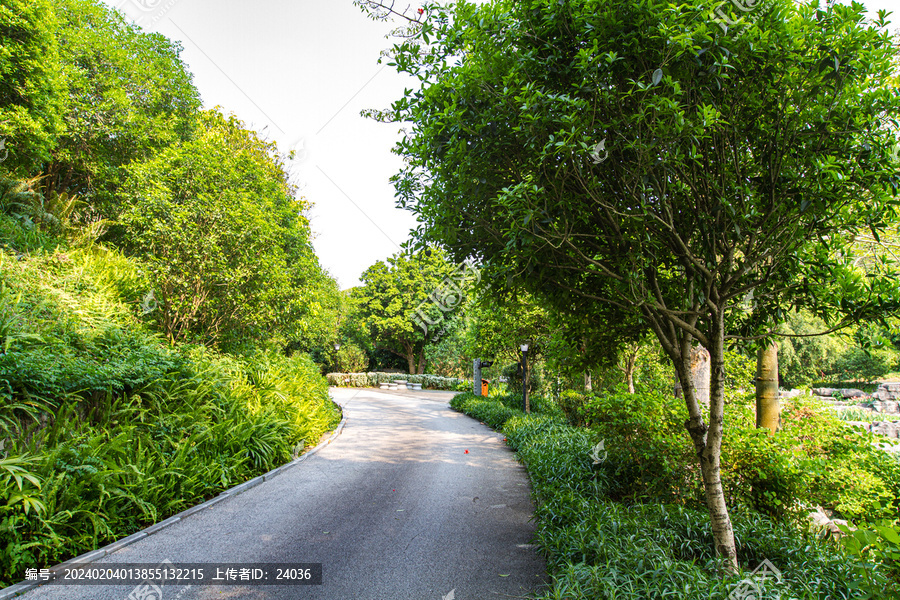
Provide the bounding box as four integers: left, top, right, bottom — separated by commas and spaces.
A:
782, 382, 900, 439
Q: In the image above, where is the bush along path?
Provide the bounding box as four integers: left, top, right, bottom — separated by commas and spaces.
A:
450, 392, 899, 599
0, 244, 342, 589
6, 387, 546, 600
0, 349, 341, 590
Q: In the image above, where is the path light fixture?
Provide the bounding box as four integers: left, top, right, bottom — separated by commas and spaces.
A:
520, 343, 530, 413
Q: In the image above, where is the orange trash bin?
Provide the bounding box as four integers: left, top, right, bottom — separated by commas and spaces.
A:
481, 379, 489, 396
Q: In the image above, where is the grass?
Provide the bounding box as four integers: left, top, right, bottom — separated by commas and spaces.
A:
835, 407, 900, 422
0, 244, 340, 588
451, 391, 898, 599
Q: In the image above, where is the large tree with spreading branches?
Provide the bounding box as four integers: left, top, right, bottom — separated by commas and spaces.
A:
360, 0, 900, 569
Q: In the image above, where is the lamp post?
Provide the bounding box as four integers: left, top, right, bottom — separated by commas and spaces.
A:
520, 343, 530, 413
333, 342, 341, 372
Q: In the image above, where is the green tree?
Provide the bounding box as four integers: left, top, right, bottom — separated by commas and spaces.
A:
369, 0, 900, 567
0, 0, 65, 175
464, 291, 552, 365
778, 311, 845, 387
423, 314, 469, 377
45, 0, 200, 217
353, 249, 468, 374
119, 110, 319, 349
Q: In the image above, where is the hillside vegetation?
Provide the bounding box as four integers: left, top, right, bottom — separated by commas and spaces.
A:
452, 387, 900, 598
0, 0, 343, 587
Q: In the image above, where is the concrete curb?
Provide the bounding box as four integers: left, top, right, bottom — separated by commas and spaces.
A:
0, 400, 347, 600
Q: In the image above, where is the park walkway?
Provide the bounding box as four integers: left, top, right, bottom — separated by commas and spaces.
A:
11, 388, 546, 600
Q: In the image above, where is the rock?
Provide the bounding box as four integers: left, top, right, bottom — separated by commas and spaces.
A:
808, 507, 848, 538
812, 387, 871, 400
873, 422, 900, 438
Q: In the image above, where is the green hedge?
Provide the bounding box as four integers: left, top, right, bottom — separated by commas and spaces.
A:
326, 371, 468, 391
449, 392, 895, 599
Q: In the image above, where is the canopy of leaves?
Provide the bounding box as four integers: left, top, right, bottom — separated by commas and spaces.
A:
46, 0, 200, 217
0, 0, 65, 174
119, 110, 318, 350
351, 249, 467, 374
380, 0, 900, 372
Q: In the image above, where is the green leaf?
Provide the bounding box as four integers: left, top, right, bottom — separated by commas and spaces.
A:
875, 525, 900, 545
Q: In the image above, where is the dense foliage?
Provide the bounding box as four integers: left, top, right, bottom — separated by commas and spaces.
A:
0, 242, 339, 587
451, 390, 900, 598
119, 110, 322, 349
0, 0, 344, 588
1, 0, 341, 356
0, 0, 65, 174
45, 0, 201, 218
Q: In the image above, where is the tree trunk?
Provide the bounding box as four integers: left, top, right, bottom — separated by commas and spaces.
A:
417, 348, 427, 374
691, 345, 710, 406
407, 353, 416, 375
584, 371, 592, 392
691, 313, 738, 573
618, 343, 640, 393
756, 342, 780, 432
646, 308, 737, 572
624, 352, 638, 394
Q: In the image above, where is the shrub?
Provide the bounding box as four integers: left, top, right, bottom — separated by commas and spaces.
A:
577, 390, 699, 505
450, 394, 895, 598
555, 387, 900, 526
0, 246, 341, 588
502, 362, 543, 396
333, 342, 369, 373
326, 371, 467, 391
832, 346, 896, 383
557, 389, 588, 427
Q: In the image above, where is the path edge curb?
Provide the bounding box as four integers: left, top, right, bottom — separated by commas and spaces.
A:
0, 399, 347, 600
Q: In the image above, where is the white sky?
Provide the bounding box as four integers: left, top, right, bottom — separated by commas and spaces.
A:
103, 0, 899, 290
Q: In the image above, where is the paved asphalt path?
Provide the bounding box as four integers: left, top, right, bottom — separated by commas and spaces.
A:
17, 388, 547, 600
